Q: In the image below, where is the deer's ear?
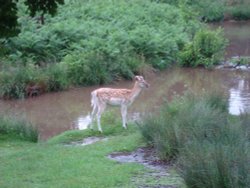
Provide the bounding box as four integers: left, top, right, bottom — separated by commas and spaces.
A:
135, 76, 140, 81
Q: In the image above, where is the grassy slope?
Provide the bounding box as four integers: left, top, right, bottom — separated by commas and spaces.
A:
0, 124, 183, 188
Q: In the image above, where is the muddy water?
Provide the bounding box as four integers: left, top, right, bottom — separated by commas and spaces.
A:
0, 68, 250, 140
211, 21, 250, 58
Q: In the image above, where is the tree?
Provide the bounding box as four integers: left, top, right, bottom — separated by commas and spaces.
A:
25, 0, 64, 25
0, 0, 64, 38
0, 0, 19, 38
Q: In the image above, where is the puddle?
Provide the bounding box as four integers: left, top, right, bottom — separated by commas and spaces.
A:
108, 147, 180, 188
65, 136, 108, 146
109, 147, 169, 171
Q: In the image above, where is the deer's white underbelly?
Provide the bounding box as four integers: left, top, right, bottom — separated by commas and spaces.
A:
107, 97, 127, 106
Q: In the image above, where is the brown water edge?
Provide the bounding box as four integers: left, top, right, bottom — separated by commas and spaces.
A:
1, 68, 250, 140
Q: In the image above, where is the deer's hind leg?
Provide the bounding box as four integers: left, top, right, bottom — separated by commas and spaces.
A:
89, 105, 97, 130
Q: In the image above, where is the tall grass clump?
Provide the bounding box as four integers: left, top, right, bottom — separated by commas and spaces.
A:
0, 66, 37, 99
178, 122, 250, 188
0, 114, 38, 142
179, 28, 227, 68
139, 93, 250, 187
139, 93, 228, 159
227, 5, 250, 20
0, 63, 69, 99
44, 63, 69, 91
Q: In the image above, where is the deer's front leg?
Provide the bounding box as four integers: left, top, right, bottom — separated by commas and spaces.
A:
97, 103, 106, 133
121, 105, 127, 129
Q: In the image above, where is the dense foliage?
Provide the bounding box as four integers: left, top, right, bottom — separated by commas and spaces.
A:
0, 0, 19, 38
0, 64, 69, 99
157, 0, 250, 22
0, 0, 204, 98
0, 0, 64, 38
139, 93, 250, 188
0, 0, 230, 98
7, 0, 198, 65
179, 29, 227, 67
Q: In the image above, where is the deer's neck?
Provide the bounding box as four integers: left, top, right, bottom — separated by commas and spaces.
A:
129, 82, 142, 103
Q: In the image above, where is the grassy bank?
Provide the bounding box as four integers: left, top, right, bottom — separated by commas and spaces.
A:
0, 113, 183, 188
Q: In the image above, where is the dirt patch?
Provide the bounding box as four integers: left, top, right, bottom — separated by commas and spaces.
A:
65, 136, 108, 146
108, 147, 180, 188
108, 147, 170, 172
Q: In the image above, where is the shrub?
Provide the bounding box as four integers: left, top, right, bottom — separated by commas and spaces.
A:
226, 3, 250, 20
169, 0, 250, 22
229, 56, 250, 67
0, 63, 69, 99
63, 51, 146, 86
0, 114, 38, 142
63, 52, 112, 86
139, 93, 228, 159
139, 93, 250, 188
179, 29, 227, 68
45, 63, 69, 92
178, 119, 250, 188
0, 66, 38, 99
6, 0, 199, 71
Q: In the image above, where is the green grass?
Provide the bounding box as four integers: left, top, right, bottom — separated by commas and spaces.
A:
0, 133, 141, 188
0, 120, 183, 188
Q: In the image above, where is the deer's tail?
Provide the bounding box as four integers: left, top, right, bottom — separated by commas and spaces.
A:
91, 90, 98, 109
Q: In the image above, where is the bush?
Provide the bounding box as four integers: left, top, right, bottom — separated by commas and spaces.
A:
139, 93, 228, 159
179, 28, 227, 68
0, 114, 38, 142
0, 66, 38, 99
63, 50, 146, 86
0, 63, 69, 99
45, 63, 69, 92
178, 118, 250, 188
227, 5, 250, 20
171, 0, 250, 22
63, 52, 112, 86
139, 93, 250, 188
6, 0, 199, 70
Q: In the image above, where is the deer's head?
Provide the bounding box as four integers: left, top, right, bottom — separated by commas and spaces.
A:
135, 76, 150, 88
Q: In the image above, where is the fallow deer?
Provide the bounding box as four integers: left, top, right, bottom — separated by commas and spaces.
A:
90, 75, 149, 132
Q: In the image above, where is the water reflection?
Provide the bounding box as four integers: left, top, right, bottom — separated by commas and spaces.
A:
76, 115, 91, 130
229, 79, 250, 115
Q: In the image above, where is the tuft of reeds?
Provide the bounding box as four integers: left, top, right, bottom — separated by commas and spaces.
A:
0, 114, 38, 142
139, 92, 250, 188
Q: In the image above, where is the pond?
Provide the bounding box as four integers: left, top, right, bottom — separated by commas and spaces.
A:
1, 68, 249, 140
1, 21, 250, 141
211, 20, 250, 59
